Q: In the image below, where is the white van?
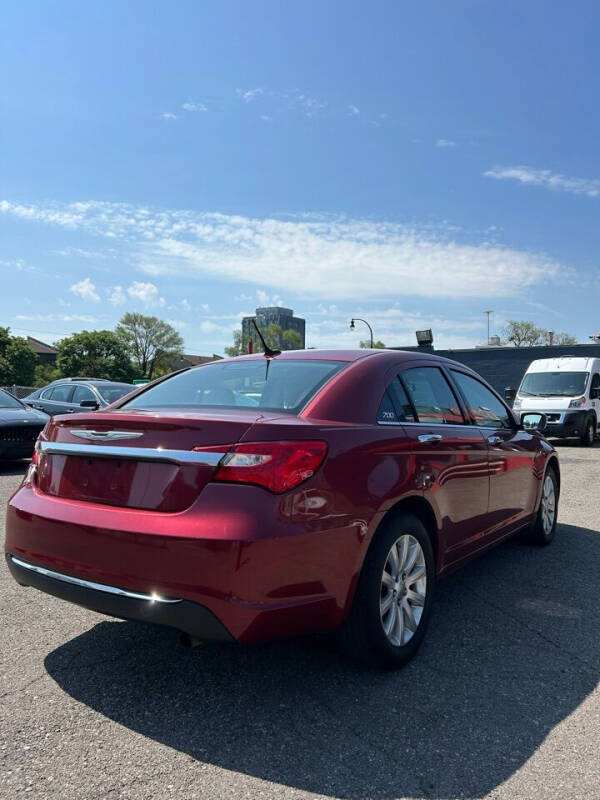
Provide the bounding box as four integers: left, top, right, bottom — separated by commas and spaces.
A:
513, 356, 600, 446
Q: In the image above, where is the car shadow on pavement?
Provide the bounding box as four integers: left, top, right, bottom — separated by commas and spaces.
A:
45, 523, 599, 800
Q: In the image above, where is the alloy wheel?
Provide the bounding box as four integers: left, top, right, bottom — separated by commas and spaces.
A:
380, 534, 427, 647
541, 474, 556, 535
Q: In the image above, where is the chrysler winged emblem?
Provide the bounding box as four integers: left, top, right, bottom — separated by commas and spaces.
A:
70, 430, 143, 442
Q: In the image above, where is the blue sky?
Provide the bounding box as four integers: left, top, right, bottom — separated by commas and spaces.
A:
2, 0, 599, 354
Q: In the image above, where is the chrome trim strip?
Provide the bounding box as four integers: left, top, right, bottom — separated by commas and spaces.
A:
9, 556, 182, 604
38, 440, 224, 466
70, 429, 144, 442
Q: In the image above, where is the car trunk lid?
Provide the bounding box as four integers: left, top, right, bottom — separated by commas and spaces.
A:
36, 409, 264, 511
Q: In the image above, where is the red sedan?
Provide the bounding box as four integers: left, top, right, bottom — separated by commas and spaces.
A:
5, 350, 559, 668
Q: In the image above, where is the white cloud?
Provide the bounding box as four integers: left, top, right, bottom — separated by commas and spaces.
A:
69, 277, 100, 302
260, 115, 272, 122
484, 165, 600, 198
347, 105, 360, 116
201, 303, 210, 311
16, 313, 98, 323
109, 285, 126, 305
0, 199, 565, 301
436, 139, 457, 148
237, 88, 263, 103
162, 112, 177, 120
256, 289, 284, 306
182, 102, 207, 112
126, 281, 165, 307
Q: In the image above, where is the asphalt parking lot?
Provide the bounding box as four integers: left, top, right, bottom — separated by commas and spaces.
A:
1, 442, 599, 800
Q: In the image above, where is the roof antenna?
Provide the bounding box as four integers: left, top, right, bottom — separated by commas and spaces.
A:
252, 320, 281, 358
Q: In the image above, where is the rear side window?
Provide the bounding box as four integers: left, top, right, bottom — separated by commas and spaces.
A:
451, 371, 512, 429
401, 367, 464, 425
46, 385, 73, 402
122, 360, 346, 414
377, 379, 416, 423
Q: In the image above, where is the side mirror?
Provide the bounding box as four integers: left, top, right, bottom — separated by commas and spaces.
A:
80, 399, 100, 410
504, 386, 517, 405
521, 412, 547, 433
590, 387, 600, 400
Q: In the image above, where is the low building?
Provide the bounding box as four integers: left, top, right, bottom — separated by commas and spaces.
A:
27, 336, 58, 365
175, 353, 222, 369
390, 341, 600, 396
241, 307, 306, 350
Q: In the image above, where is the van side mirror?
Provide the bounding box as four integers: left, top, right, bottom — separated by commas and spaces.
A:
521, 412, 547, 433
591, 387, 600, 400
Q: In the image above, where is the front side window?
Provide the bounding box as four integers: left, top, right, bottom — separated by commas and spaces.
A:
96, 385, 133, 404
401, 367, 464, 425
519, 371, 588, 398
122, 359, 347, 415
72, 385, 96, 404
452, 371, 512, 429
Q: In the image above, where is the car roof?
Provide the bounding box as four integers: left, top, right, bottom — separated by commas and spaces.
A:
208, 348, 451, 365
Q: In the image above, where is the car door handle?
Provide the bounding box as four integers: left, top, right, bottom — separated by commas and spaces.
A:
487, 435, 503, 445
418, 434, 444, 444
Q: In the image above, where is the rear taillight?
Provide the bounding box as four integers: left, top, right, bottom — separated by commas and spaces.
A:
193, 440, 327, 493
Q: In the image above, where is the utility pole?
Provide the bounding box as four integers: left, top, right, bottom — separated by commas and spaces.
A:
483, 310, 493, 345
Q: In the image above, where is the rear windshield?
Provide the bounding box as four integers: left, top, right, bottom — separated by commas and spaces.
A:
122, 359, 346, 414
96, 385, 135, 404
519, 371, 588, 398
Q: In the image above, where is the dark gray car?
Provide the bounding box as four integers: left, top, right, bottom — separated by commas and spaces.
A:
23, 379, 135, 417
0, 389, 49, 460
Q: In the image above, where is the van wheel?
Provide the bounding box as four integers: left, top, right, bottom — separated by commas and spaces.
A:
338, 513, 435, 669
580, 417, 595, 447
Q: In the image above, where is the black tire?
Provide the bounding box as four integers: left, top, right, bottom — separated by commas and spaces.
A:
527, 466, 559, 545
580, 417, 595, 447
338, 513, 435, 669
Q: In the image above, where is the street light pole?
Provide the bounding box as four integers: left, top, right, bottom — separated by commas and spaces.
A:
350, 317, 374, 348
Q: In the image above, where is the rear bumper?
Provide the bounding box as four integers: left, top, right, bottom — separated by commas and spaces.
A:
5, 482, 366, 643
6, 554, 233, 641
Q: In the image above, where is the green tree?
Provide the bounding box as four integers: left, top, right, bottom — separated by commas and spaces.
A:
504, 321, 578, 347
224, 329, 247, 357
225, 324, 303, 356
540, 330, 578, 346
503, 321, 544, 347
0, 327, 37, 385
57, 330, 136, 381
115, 313, 184, 379
359, 339, 386, 349
34, 362, 62, 387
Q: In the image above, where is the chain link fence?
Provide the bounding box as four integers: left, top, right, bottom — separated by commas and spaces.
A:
1, 385, 36, 399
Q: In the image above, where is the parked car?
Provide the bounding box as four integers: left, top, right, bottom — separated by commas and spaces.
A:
0, 388, 48, 461
513, 356, 600, 446
22, 378, 135, 416
5, 350, 559, 668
